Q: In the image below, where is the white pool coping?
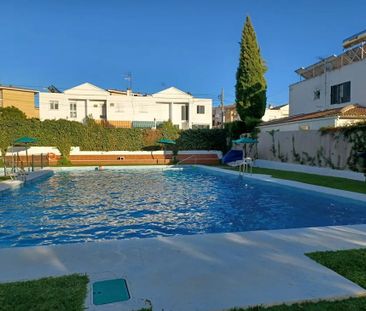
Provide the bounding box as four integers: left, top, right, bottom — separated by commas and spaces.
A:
49, 165, 174, 171
0, 169, 53, 194
0, 225, 366, 311
197, 165, 366, 203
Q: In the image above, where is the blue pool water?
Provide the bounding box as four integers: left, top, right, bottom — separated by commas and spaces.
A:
0, 167, 365, 247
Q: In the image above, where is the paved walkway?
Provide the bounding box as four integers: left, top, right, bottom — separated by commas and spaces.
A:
0, 225, 366, 311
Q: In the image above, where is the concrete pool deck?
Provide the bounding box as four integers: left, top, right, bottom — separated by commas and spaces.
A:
0, 224, 366, 311
0, 169, 53, 193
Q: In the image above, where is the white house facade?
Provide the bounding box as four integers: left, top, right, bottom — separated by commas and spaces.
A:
39, 83, 212, 129
290, 43, 366, 116
261, 104, 289, 122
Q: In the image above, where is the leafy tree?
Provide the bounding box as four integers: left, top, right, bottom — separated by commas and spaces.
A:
235, 16, 267, 130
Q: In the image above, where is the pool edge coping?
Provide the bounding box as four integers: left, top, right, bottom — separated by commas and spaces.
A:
0, 169, 53, 194
196, 165, 366, 202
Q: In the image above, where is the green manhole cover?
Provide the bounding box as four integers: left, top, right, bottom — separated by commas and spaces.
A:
93, 278, 130, 305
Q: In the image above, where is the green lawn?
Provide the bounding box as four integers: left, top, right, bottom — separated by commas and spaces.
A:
0, 274, 89, 311
307, 249, 366, 289
231, 248, 366, 310
217, 165, 366, 194
0, 176, 10, 181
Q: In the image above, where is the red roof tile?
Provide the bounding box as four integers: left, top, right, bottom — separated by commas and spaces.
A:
261, 104, 366, 126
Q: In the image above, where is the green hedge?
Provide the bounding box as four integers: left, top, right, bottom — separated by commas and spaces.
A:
177, 129, 228, 151
0, 116, 228, 159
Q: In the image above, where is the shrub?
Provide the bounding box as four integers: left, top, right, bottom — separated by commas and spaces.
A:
177, 129, 228, 152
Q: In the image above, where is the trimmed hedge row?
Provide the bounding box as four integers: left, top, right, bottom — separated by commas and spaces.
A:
0, 118, 228, 158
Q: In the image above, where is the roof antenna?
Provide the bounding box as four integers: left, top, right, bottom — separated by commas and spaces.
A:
124, 72, 132, 91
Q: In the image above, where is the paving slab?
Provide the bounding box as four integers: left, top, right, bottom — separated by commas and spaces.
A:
0, 225, 366, 311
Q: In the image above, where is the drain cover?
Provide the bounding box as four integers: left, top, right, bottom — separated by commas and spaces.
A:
93, 278, 130, 305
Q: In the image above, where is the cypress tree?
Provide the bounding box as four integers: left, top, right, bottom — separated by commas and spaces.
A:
235, 16, 267, 129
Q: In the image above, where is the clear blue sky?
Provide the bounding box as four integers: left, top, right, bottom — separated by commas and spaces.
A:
1, 0, 366, 106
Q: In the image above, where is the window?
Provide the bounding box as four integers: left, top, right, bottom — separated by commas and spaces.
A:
197, 105, 205, 114
313, 89, 320, 100
181, 105, 189, 121
70, 102, 77, 118
49, 100, 59, 110
331, 81, 351, 105
110, 103, 115, 107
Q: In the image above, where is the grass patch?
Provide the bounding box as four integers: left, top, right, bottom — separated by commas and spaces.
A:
217, 165, 366, 194
231, 248, 366, 310
307, 248, 366, 289
0, 274, 89, 311
0, 176, 10, 181
232, 297, 366, 310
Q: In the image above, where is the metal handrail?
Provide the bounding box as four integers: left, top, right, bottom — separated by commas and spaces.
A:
15, 168, 27, 181
175, 155, 196, 166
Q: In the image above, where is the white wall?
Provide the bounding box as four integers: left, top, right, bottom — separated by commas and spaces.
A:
262, 105, 289, 122
290, 58, 366, 116
259, 117, 337, 132
256, 129, 365, 174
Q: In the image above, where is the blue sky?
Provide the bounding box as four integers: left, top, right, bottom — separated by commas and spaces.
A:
1, 0, 366, 106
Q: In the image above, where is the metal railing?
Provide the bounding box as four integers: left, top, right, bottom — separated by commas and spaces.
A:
175, 155, 196, 166
2, 153, 49, 177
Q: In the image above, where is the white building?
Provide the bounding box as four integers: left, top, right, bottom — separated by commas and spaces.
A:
258, 32, 366, 132
39, 83, 212, 129
262, 104, 289, 122
290, 42, 366, 116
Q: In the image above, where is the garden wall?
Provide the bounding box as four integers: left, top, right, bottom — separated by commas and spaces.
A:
4, 147, 222, 166
257, 128, 365, 172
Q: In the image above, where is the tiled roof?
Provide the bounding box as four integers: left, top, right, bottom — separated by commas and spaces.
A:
261, 104, 366, 126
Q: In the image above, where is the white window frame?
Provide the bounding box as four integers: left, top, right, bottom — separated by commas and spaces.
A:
49, 100, 59, 110
197, 105, 205, 114
181, 105, 189, 121
70, 101, 77, 118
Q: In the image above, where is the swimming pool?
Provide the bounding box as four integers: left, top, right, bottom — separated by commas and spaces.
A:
0, 166, 365, 247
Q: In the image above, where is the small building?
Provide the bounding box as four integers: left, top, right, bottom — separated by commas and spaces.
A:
262, 104, 289, 122
212, 103, 288, 127
39, 83, 212, 129
0, 85, 39, 118
259, 104, 366, 132
212, 105, 240, 128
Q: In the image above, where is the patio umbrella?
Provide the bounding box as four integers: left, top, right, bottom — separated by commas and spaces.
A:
232, 137, 258, 159
14, 136, 38, 171
232, 137, 258, 144
158, 138, 176, 145
158, 138, 176, 164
